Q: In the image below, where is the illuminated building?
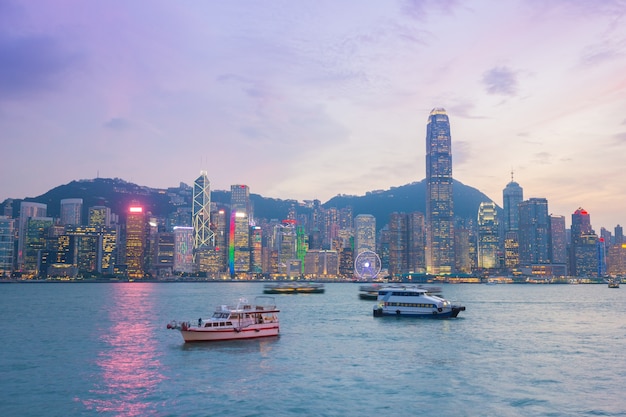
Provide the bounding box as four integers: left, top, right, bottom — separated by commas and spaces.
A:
569, 208, 600, 277
388, 213, 408, 277
615, 225, 623, 245
425, 107, 455, 274
502, 173, 523, 232
173, 226, 194, 274
17, 202, 47, 270
229, 210, 250, 276
229, 185, 251, 276
125, 206, 146, 278
607, 244, 626, 276
354, 214, 376, 255
88, 206, 112, 227
518, 198, 550, 266
477, 202, 499, 269
60, 198, 83, 226
304, 249, 339, 278
23, 216, 54, 277
250, 226, 262, 275
192, 171, 213, 252
504, 231, 519, 270
549, 215, 567, 265
0, 216, 15, 277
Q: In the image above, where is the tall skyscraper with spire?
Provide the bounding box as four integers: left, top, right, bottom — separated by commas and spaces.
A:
503, 172, 523, 232
425, 108, 454, 274
192, 171, 213, 253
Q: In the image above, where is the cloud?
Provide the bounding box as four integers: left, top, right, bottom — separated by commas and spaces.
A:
103, 118, 132, 131
481, 66, 518, 96
0, 34, 79, 99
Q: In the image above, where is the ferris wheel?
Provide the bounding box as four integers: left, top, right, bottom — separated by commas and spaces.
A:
354, 250, 382, 280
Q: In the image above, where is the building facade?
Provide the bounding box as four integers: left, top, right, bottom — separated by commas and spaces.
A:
425, 108, 455, 274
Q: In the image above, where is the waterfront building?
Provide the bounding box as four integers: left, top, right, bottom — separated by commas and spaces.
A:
229, 185, 251, 276
454, 227, 472, 274
0, 216, 15, 277
425, 107, 455, 274
477, 202, 499, 270
250, 226, 262, 275
408, 212, 426, 273
154, 231, 174, 277
569, 208, 599, 277
17, 202, 47, 270
173, 226, 194, 274
615, 225, 624, 245
125, 206, 146, 279
549, 215, 567, 266
503, 230, 520, 270
23, 216, 54, 277
354, 214, 376, 255
60, 198, 83, 226
502, 173, 523, 232
388, 213, 408, 277
192, 171, 213, 253
303, 249, 339, 278
607, 244, 626, 276
518, 198, 550, 266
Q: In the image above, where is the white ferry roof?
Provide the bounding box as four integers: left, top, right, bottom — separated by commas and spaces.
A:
378, 286, 429, 294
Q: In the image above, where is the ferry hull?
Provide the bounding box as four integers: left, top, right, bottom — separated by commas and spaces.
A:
179, 324, 280, 342
373, 306, 465, 318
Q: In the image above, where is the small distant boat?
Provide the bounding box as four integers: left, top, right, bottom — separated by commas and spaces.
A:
263, 282, 325, 294
373, 285, 465, 318
167, 296, 280, 342
358, 284, 381, 300
608, 279, 620, 288
485, 279, 498, 285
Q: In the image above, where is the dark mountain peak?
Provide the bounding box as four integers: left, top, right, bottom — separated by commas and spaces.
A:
2, 177, 499, 229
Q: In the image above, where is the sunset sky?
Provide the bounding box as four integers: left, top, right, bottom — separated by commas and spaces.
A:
1, 0, 625, 231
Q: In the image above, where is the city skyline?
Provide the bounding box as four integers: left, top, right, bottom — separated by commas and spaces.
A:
1, 1, 625, 230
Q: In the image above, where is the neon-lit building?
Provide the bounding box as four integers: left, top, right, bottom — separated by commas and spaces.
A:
229, 185, 251, 276
192, 171, 213, 252
125, 206, 146, 278
173, 226, 194, 273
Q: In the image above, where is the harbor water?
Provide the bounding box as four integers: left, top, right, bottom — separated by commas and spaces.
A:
1, 282, 626, 416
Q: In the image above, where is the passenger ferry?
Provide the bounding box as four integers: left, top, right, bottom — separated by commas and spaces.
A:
263, 282, 325, 294
373, 285, 465, 318
167, 296, 280, 342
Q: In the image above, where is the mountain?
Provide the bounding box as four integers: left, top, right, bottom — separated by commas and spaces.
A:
1, 177, 499, 229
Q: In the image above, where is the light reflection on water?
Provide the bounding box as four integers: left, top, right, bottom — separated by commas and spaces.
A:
82, 284, 165, 416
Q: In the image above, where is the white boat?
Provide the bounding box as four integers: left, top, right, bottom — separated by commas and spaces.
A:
373, 285, 465, 318
167, 296, 280, 342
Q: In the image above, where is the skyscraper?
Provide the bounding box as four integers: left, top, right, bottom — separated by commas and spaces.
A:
192, 171, 213, 251
0, 216, 15, 277
354, 214, 376, 255
17, 202, 47, 270
477, 201, 499, 269
518, 198, 550, 266
425, 107, 454, 274
60, 198, 83, 226
570, 208, 599, 277
503, 173, 523, 232
229, 185, 251, 276
125, 205, 146, 279
548, 215, 567, 265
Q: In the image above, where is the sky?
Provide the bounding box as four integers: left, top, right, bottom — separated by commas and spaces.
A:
1, 0, 625, 231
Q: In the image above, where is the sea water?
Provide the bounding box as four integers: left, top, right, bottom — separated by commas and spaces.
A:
1, 282, 625, 417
